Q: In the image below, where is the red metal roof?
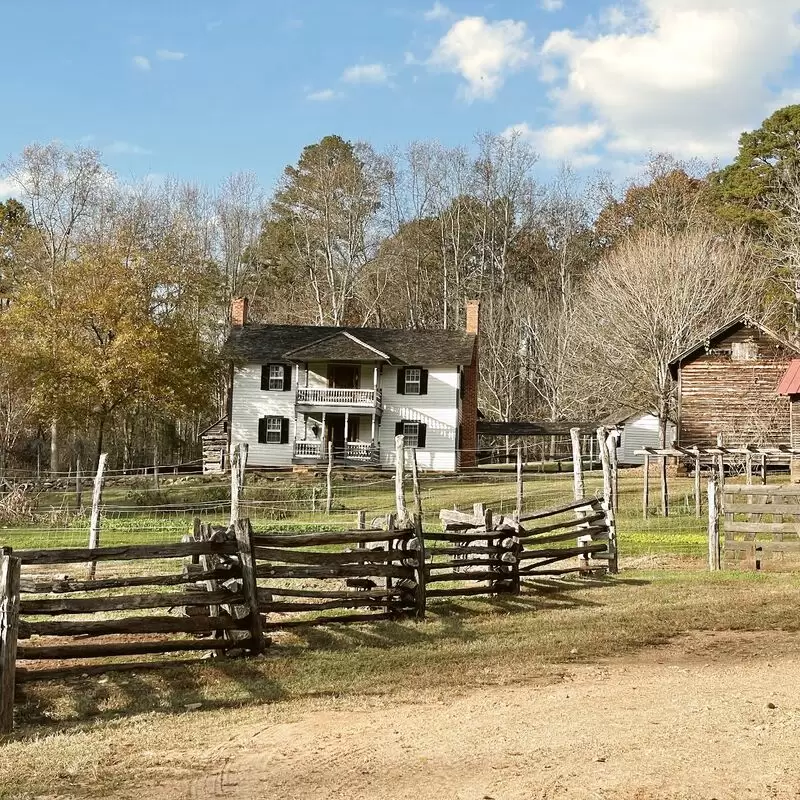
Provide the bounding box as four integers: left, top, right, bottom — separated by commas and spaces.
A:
778, 360, 800, 395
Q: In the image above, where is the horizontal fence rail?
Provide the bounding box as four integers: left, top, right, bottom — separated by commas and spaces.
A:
0, 485, 618, 732
719, 484, 800, 569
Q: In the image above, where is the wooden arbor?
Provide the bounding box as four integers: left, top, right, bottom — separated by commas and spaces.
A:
635, 442, 797, 519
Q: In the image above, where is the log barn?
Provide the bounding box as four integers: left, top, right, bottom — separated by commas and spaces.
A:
669, 317, 800, 448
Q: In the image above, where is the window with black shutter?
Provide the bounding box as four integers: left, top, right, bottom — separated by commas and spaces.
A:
261, 364, 292, 391
396, 420, 427, 449
259, 416, 288, 444
398, 367, 428, 395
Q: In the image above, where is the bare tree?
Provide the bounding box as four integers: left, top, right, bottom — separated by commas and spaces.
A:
576, 227, 766, 444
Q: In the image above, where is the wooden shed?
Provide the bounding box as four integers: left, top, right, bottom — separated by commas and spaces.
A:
669, 317, 800, 449
200, 417, 228, 474
602, 410, 676, 466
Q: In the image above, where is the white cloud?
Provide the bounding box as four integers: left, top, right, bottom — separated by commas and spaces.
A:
540, 0, 564, 10
341, 63, 390, 84
132, 55, 151, 71
156, 49, 185, 61
541, 0, 800, 158
430, 16, 534, 101
424, 2, 453, 21
307, 88, 341, 102
506, 122, 605, 165
105, 141, 152, 156
0, 177, 18, 201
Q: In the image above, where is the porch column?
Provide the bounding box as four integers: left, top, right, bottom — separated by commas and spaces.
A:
321, 412, 326, 454
373, 364, 379, 391
371, 413, 376, 445
344, 413, 350, 444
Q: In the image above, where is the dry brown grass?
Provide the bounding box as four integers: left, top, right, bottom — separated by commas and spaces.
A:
2, 568, 799, 798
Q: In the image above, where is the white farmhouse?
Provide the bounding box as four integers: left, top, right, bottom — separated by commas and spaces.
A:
218, 299, 480, 472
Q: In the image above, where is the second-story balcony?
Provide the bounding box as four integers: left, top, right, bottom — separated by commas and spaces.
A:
296, 387, 382, 410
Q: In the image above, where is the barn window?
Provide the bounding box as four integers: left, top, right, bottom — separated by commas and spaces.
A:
732, 342, 758, 361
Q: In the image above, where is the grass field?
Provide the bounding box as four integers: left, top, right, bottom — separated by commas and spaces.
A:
3, 568, 799, 798
0, 467, 709, 558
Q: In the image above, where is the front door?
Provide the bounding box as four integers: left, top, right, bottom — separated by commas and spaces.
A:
326, 414, 346, 456
327, 364, 360, 389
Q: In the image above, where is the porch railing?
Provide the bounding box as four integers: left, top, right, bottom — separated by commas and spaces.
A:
296, 387, 381, 407
293, 441, 380, 462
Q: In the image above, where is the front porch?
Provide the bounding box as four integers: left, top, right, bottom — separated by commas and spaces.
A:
293, 411, 380, 466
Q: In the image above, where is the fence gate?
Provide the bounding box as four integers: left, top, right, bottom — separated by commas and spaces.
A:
720, 484, 800, 568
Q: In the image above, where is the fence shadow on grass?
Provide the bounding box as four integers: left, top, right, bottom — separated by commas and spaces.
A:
15, 657, 288, 732
283, 575, 647, 653
13, 575, 650, 735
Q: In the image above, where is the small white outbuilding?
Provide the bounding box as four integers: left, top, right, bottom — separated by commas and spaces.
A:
603, 410, 676, 466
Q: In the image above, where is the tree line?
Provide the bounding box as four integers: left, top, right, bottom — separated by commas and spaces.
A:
2, 104, 800, 475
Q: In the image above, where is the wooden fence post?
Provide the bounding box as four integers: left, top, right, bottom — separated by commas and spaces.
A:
326, 441, 334, 514
708, 478, 721, 571
153, 444, 160, 492
660, 454, 669, 519
0, 550, 20, 734
411, 448, 423, 521
694, 450, 702, 518
412, 513, 426, 620
233, 519, 266, 654
87, 453, 107, 580
395, 435, 408, 523
608, 430, 619, 512
229, 443, 248, 525
597, 428, 612, 508
516, 444, 524, 518
570, 428, 584, 502
642, 453, 650, 519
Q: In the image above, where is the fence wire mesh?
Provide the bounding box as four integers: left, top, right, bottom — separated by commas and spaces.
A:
0, 462, 737, 568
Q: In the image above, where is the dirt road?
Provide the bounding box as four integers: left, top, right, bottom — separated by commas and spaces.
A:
155, 631, 800, 800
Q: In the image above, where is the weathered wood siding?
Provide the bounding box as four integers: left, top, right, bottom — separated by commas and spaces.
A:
678, 327, 793, 448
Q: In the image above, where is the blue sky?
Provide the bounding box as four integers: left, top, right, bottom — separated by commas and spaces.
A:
2, 0, 800, 193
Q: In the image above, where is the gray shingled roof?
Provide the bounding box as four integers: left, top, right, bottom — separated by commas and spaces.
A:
222, 324, 476, 366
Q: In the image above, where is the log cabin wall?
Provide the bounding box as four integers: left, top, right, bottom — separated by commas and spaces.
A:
677, 326, 794, 448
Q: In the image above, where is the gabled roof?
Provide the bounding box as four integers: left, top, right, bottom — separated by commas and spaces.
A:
602, 408, 654, 426
778, 360, 800, 395
284, 331, 391, 362
222, 324, 476, 366
668, 316, 800, 380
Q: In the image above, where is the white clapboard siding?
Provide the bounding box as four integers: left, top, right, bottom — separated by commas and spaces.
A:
230, 365, 296, 467
379, 367, 459, 472
619, 413, 676, 465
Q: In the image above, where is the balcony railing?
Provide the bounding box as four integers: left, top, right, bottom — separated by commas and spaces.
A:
293, 441, 380, 463
296, 387, 381, 407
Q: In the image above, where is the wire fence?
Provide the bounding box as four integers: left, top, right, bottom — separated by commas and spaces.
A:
0, 463, 715, 566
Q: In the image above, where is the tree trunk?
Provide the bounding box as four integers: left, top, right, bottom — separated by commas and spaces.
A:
50, 419, 59, 476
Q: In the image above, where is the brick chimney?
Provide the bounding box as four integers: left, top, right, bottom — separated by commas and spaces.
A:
231, 297, 249, 327
461, 300, 480, 468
